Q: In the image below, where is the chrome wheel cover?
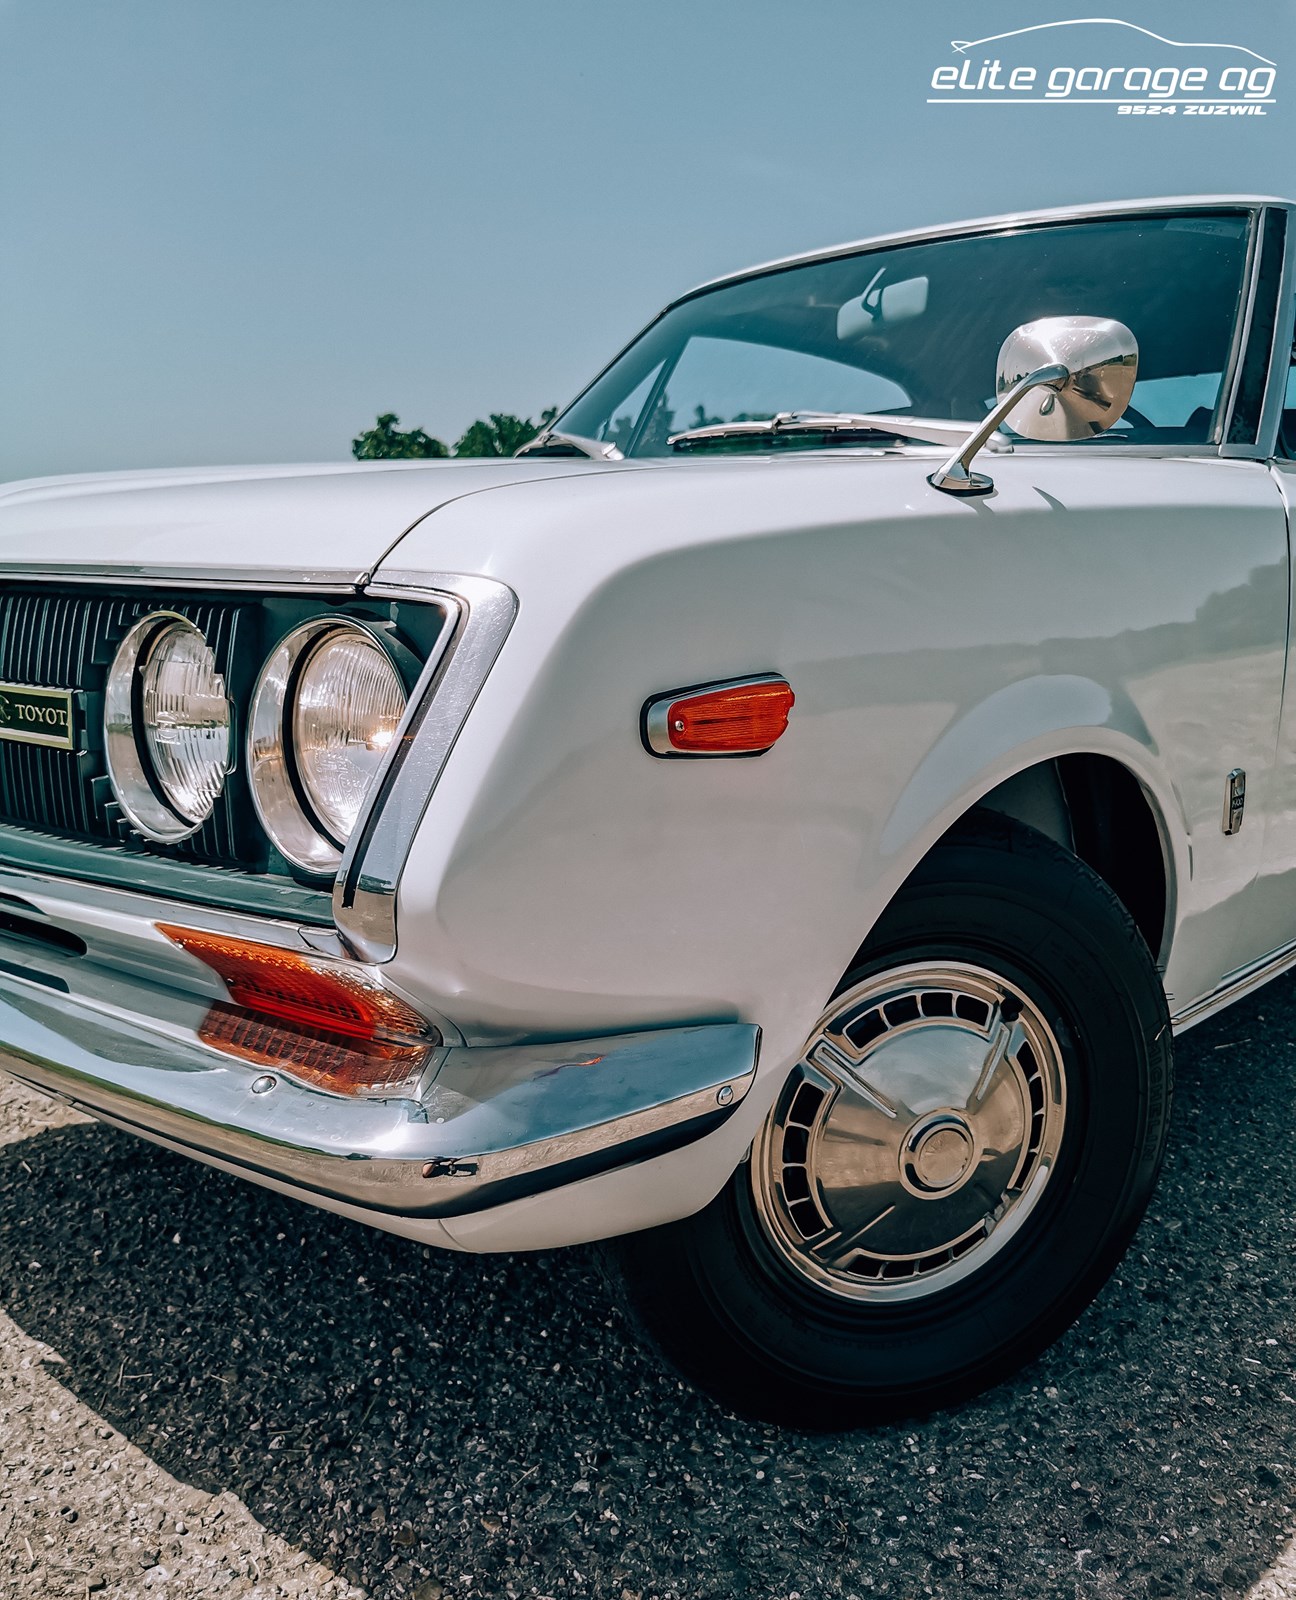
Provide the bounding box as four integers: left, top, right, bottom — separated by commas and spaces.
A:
752, 962, 1067, 1303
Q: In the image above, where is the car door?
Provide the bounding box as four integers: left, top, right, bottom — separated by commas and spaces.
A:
1251, 278, 1296, 974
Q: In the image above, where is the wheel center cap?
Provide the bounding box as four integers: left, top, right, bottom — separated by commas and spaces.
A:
903, 1114, 977, 1195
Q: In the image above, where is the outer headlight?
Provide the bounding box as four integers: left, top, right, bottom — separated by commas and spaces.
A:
105, 614, 232, 842
248, 620, 407, 872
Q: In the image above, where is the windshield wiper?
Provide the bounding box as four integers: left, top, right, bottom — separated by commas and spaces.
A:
668, 411, 1011, 453
515, 430, 624, 460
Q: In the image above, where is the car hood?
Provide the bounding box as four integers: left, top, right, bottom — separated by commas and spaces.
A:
0, 458, 627, 583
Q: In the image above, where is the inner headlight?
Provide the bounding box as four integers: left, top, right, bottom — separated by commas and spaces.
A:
105, 613, 232, 843
248, 620, 408, 872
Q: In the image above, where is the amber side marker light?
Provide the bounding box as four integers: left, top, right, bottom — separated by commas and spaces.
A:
158, 924, 438, 1096
642, 674, 794, 758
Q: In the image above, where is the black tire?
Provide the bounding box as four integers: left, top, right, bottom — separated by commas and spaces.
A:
612, 812, 1172, 1427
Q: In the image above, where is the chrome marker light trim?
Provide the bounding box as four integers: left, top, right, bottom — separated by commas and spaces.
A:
642, 674, 794, 756
334, 574, 517, 964
104, 612, 231, 844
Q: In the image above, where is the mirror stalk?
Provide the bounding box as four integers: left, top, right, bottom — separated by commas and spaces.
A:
928, 363, 1068, 496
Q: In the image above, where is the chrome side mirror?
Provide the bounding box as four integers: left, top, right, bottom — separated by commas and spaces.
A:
929, 315, 1138, 496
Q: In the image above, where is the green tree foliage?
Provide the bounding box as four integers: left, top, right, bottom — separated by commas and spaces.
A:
452, 407, 558, 458
353, 407, 560, 461
351, 413, 449, 460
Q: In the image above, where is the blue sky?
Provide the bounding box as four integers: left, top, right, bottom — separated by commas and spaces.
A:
3, 0, 1293, 480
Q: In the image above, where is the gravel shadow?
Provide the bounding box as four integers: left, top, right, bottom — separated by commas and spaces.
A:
2, 975, 1296, 1599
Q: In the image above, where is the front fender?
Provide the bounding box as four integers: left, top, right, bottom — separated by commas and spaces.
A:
879, 674, 1171, 855
376, 452, 1284, 1089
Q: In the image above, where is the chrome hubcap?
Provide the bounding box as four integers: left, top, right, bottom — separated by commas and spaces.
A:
904, 1113, 976, 1194
752, 962, 1067, 1303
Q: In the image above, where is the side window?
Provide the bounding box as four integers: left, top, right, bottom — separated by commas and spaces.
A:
1109, 372, 1224, 438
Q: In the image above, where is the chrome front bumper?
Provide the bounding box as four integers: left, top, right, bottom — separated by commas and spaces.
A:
0, 976, 758, 1217
0, 869, 759, 1222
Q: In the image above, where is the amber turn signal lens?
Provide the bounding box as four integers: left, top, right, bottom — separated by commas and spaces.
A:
196, 1004, 431, 1096
645, 676, 794, 757
158, 924, 437, 1095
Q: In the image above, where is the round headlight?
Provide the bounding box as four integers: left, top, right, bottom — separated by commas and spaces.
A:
293, 630, 406, 845
248, 621, 407, 872
105, 614, 232, 842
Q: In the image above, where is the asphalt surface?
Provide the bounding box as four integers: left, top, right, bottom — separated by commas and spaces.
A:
3, 976, 1296, 1599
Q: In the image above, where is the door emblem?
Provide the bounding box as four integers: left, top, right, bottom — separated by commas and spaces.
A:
1223, 768, 1246, 836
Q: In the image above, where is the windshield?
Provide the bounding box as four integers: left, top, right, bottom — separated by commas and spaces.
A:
555, 212, 1252, 456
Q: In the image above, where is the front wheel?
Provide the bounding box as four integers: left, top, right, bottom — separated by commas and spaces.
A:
612, 813, 1172, 1426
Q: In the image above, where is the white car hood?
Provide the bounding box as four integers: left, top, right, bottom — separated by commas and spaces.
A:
0, 459, 620, 583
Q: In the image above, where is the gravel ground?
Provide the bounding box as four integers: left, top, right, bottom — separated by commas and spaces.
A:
3, 977, 1296, 1600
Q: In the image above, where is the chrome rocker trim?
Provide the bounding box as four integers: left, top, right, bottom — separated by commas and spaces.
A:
1170, 936, 1296, 1033
0, 967, 759, 1220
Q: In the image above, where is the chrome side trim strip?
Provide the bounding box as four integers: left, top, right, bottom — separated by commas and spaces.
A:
681, 195, 1291, 302
1256, 208, 1296, 457
1216, 207, 1265, 451
1170, 937, 1296, 1033
0, 965, 759, 1219
335, 573, 519, 963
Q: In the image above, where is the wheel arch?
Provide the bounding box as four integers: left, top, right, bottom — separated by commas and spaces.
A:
974, 753, 1174, 966
876, 676, 1184, 970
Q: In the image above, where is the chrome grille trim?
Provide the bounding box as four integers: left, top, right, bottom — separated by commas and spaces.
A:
334, 574, 518, 964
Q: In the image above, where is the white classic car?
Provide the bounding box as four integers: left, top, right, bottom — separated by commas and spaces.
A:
1, 195, 1294, 1427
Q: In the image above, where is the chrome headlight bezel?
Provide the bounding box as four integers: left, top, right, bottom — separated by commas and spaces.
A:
104, 612, 233, 844
247, 618, 409, 875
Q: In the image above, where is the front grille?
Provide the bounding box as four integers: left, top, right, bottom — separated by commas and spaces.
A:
0, 586, 259, 869
0, 580, 446, 914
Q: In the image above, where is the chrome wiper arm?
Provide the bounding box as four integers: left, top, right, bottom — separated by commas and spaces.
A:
668, 411, 1011, 452
515, 430, 624, 460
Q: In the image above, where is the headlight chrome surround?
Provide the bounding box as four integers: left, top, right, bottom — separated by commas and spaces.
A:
104, 613, 233, 843
248, 619, 409, 874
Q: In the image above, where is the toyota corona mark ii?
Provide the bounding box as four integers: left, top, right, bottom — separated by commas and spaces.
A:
2, 196, 1295, 1426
